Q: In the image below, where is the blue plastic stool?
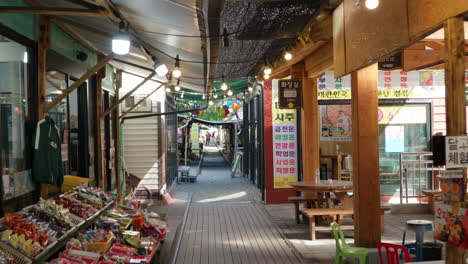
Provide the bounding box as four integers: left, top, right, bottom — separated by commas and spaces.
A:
402, 220, 435, 261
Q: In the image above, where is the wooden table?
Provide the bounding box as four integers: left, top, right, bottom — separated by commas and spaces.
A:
290, 180, 353, 208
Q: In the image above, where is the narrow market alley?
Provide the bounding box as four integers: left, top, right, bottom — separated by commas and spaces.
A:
173, 147, 300, 264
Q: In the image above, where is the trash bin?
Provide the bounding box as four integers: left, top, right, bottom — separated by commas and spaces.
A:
421, 242, 442, 261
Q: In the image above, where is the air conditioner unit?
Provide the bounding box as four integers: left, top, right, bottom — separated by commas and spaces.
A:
122, 95, 152, 112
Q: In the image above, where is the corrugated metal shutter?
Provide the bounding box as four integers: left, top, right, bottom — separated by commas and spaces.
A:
123, 114, 160, 193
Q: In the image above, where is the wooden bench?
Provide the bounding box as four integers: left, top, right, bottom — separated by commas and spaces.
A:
288, 196, 318, 224
422, 190, 442, 214
380, 202, 391, 233
302, 207, 354, 240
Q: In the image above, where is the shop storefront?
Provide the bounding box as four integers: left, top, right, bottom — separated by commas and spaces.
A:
317, 70, 458, 201
0, 26, 36, 214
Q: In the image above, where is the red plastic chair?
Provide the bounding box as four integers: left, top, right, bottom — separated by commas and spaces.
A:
377, 242, 412, 264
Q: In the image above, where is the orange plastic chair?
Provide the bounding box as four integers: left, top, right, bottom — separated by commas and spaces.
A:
377, 242, 412, 264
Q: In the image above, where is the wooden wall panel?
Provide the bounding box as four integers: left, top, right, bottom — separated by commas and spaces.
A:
305, 42, 333, 77
332, 3, 346, 77
408, 0, 468, 40
343, 0, 409, 76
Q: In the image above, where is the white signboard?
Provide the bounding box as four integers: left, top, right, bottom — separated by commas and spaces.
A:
445, 136, 468, 168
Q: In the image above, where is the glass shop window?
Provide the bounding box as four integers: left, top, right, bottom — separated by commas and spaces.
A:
0, 35, 34, 199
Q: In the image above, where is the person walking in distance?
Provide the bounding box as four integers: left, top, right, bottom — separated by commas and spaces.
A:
205, 131, 211, 146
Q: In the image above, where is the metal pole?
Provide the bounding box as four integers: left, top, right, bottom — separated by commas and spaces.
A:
399, 152, 403, 204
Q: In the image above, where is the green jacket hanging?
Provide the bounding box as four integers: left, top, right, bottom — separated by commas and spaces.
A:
32, 116, 64, 187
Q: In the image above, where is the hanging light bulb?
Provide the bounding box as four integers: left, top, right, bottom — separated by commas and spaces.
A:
248, 86, 253, 92
202, 94, 206, 99
155, 63, 168, 77
227, 90, 233, 96
209, 100, 214, 106
172, 55, 181, 78
213, 93, 218, 99
181, 91, 184, 99
284, 51, 292, 61
365, 0, 379, 9
264, 74, 270, 80
221, 75, 228, 91
165, 86, 171, 93
174, 78, 181, 91
263, 67, 272, 75
112, 21, 130, 55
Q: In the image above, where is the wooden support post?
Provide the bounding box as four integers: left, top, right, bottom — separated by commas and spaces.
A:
291, 62, 320, 197
38, 15, 51, 199
351, 63, 381, 247
101, 72, 156, 118
45, 54, 113, 112
120, 83, 164, 119
96, 62, 105, 189
115, 70, 122, 199
444, 16, 467, 264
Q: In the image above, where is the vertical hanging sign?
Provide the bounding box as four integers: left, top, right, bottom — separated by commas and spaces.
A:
272, 80, 298, 188
278, 79, 302, 109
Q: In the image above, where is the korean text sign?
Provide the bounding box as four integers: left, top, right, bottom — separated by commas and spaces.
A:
446, 136, 468, 168
272, 80, 298, 188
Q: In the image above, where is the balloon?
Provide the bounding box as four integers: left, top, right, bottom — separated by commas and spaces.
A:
226, 100, 233, 107
194, 105, 200, 109
232, 104, 239, 111
219, 109, 224, 114
222, 113, 227, 118
225, 109, 229, 114
195, 111, 200, 115
223, 105, 229, 110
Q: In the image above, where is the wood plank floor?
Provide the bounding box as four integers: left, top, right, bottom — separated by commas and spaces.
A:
176, 202, 300, 264
174, 147, 300, 264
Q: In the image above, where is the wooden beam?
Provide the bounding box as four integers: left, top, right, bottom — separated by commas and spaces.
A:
96, 59, 105, 189
38, 15, 51, 199
403, 49, 445, 71
0, 6, 104, 16
291, 63, 320, 192
351, 63, 380, 247
444, 16, 466, 264
54, 19, 102, 54
120, 83, 164, 119
114, 70, 122, 200
51, 16, 113, 38
44, 54, 113, 113
95, 0, 120, 23
101, 72, 156, 118
63, 0, 105, 10
305, 42, 334, 77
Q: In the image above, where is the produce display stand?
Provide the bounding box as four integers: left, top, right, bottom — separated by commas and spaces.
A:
0, 193, 115, 264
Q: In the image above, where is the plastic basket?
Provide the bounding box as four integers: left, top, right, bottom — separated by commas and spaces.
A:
85, 233, 115, 253
111, 217, 132, 233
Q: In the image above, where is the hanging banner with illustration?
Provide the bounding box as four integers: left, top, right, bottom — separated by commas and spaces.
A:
272, 80, 298, 188
191, 123, 200, 153
318, 71, 448, 100
434, 203, 468, 248
320, 105, 428, 142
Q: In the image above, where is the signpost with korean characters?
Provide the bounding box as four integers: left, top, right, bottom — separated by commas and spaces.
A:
445, 136, 468, 168
278, 79, 302, 109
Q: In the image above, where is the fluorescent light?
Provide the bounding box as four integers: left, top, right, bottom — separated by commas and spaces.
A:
263, 67, 272, 75
284, 52, 292, 61
23, 51, 28, 63
365, 0, 379, 9
112, 32, 130, 55
155, 64, 168, 77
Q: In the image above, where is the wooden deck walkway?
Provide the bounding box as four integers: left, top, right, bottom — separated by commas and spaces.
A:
176, 202, 300, 264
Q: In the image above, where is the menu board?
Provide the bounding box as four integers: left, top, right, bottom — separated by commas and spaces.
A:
272, 80, 298, 189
